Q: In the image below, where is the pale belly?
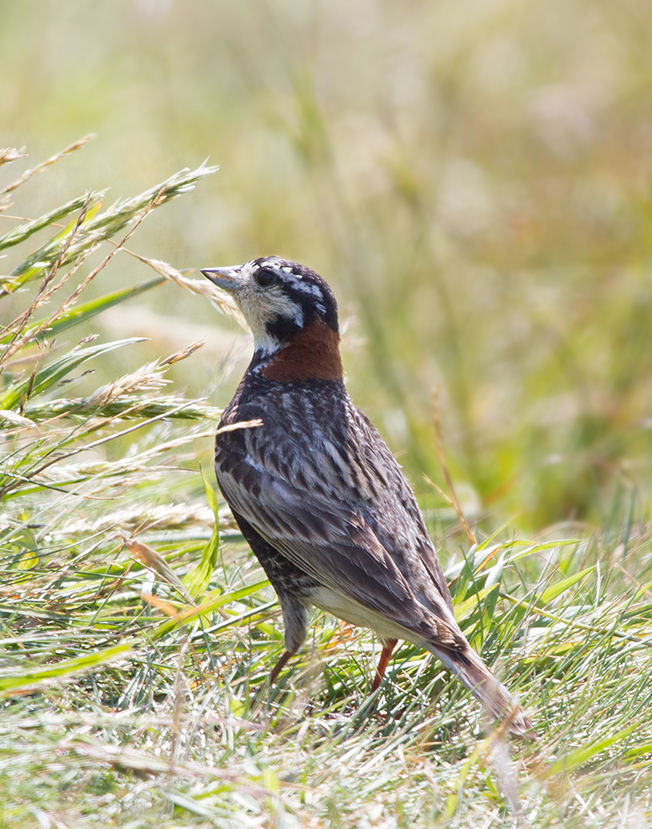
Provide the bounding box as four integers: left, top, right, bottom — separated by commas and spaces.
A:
308, 585, 427, 648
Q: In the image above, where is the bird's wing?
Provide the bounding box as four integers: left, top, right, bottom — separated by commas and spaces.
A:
215, 407, 463, 648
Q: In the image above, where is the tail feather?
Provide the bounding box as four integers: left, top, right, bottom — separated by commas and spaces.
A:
431, 644, 536, 739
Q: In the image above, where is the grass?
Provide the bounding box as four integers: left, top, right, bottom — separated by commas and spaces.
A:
5, 1, 652, 529
2, 144, 652, 827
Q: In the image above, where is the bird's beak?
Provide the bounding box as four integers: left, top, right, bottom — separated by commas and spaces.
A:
200, 266, 244, 293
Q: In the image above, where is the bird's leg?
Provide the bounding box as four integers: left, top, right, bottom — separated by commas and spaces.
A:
249, 650, 292, 713
371, 638, 398, 692
269, 649, 292, 685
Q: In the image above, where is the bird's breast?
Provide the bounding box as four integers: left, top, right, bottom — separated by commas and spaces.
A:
261, 321, 343, 382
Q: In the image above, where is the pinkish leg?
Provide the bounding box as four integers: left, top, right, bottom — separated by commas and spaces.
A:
371, 638, 398, 692
269, 650, 292, 685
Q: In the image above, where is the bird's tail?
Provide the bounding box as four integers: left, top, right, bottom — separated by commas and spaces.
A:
430, 643, 536, 739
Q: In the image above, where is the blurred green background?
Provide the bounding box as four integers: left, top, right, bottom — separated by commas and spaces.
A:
2, 0, 652, 530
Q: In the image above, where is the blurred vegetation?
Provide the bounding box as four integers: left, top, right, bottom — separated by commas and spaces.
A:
2, 158, 652, 825
3, 0, 652, 529
3, 3, 652, 825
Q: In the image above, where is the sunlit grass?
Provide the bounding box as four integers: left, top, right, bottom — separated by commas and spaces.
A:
2, 144, 652, 826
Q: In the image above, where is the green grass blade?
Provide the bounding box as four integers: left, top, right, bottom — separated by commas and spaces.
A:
183, 468, 220, 600
538, 567, 595, 605
40, 276, 165, 338
9, 199, 104, 285
454, 585, 496, 622
147, 580, 270, 641
0, 277, 164, 346
0, 337, 145, 410
548, 727, 636, 774
0, 642, 132, 696
0, 193, 102, 252
22, 397, 219, 422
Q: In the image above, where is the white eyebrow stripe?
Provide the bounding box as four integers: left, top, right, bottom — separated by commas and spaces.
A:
290, 303, 304, 327
289, 279, 324, 297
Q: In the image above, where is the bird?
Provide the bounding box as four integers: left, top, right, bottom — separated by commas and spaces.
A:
200, 256, 535, 737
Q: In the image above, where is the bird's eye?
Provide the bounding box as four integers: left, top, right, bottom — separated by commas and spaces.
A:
255, 269, 278, 288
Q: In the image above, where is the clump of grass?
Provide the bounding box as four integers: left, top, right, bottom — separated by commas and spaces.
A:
2, 141, 652, 827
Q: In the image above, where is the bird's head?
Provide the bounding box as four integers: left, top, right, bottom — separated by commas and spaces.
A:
201, 256, 343, 382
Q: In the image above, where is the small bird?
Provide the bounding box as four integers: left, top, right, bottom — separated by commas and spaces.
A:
201, 256, 534, 737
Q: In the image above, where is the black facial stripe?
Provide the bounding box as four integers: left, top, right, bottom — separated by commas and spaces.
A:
267, 313, 302, 343
253, 257, 340, 340
283, 281, 339, 333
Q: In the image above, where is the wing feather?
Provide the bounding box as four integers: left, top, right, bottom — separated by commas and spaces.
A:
216, 384, 463, 647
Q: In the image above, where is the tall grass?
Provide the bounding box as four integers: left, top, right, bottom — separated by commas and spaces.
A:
2, 143, 652, 827
5, 1, 652, 528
